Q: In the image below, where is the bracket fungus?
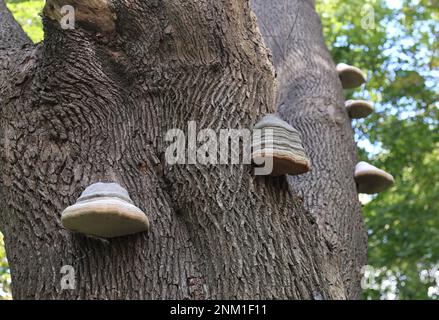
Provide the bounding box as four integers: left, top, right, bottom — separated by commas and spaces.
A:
61, 183, 150, 238
345, 100, 374, 119
252, 114, 311, 176
336, 63, 367, 89
355, 162, 395, 194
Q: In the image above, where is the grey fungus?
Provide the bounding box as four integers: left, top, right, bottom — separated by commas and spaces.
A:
252, 114, 311, 176
337, 63, 367, 89
355, 162, 395, 194
345, 100, 374, 119
61, 182, 150, 238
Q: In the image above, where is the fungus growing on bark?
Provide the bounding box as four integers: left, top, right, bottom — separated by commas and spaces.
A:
61, 182, 150, 238
252, 114, 311, 176
345, 100, 374, 119
355, 162, 395, 194
336, 63, 367, 89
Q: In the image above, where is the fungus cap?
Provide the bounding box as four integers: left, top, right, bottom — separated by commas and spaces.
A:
345, 100, 374, 119
336, 63, 367, 89
77, 182, 133, 203
355, 162, 395, 194
252, 114, 311, 176
61, 183, 149, 238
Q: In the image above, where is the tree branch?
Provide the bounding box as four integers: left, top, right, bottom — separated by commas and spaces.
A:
0, 0, 31, 50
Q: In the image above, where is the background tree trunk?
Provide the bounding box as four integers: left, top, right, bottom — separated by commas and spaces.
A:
252, 0, 367, 299
0, 0, 365, 299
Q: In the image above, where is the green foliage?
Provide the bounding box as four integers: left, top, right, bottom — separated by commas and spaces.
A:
318, 0, 439, 300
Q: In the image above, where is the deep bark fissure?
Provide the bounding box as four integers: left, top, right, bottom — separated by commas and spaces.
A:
0, 0, 365, 299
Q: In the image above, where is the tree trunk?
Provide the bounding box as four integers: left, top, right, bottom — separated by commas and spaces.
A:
0, 0, 365, 300
252, 0, 367, 299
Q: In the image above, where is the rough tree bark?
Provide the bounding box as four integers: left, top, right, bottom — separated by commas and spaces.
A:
0, 0, 366, 300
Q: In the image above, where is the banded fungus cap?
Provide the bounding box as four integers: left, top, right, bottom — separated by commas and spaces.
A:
336, 63, 367, 89
345, 100, 374, 119
252, 114, 311, 176
355, 162, 395, 194
61, 183, 150, 238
